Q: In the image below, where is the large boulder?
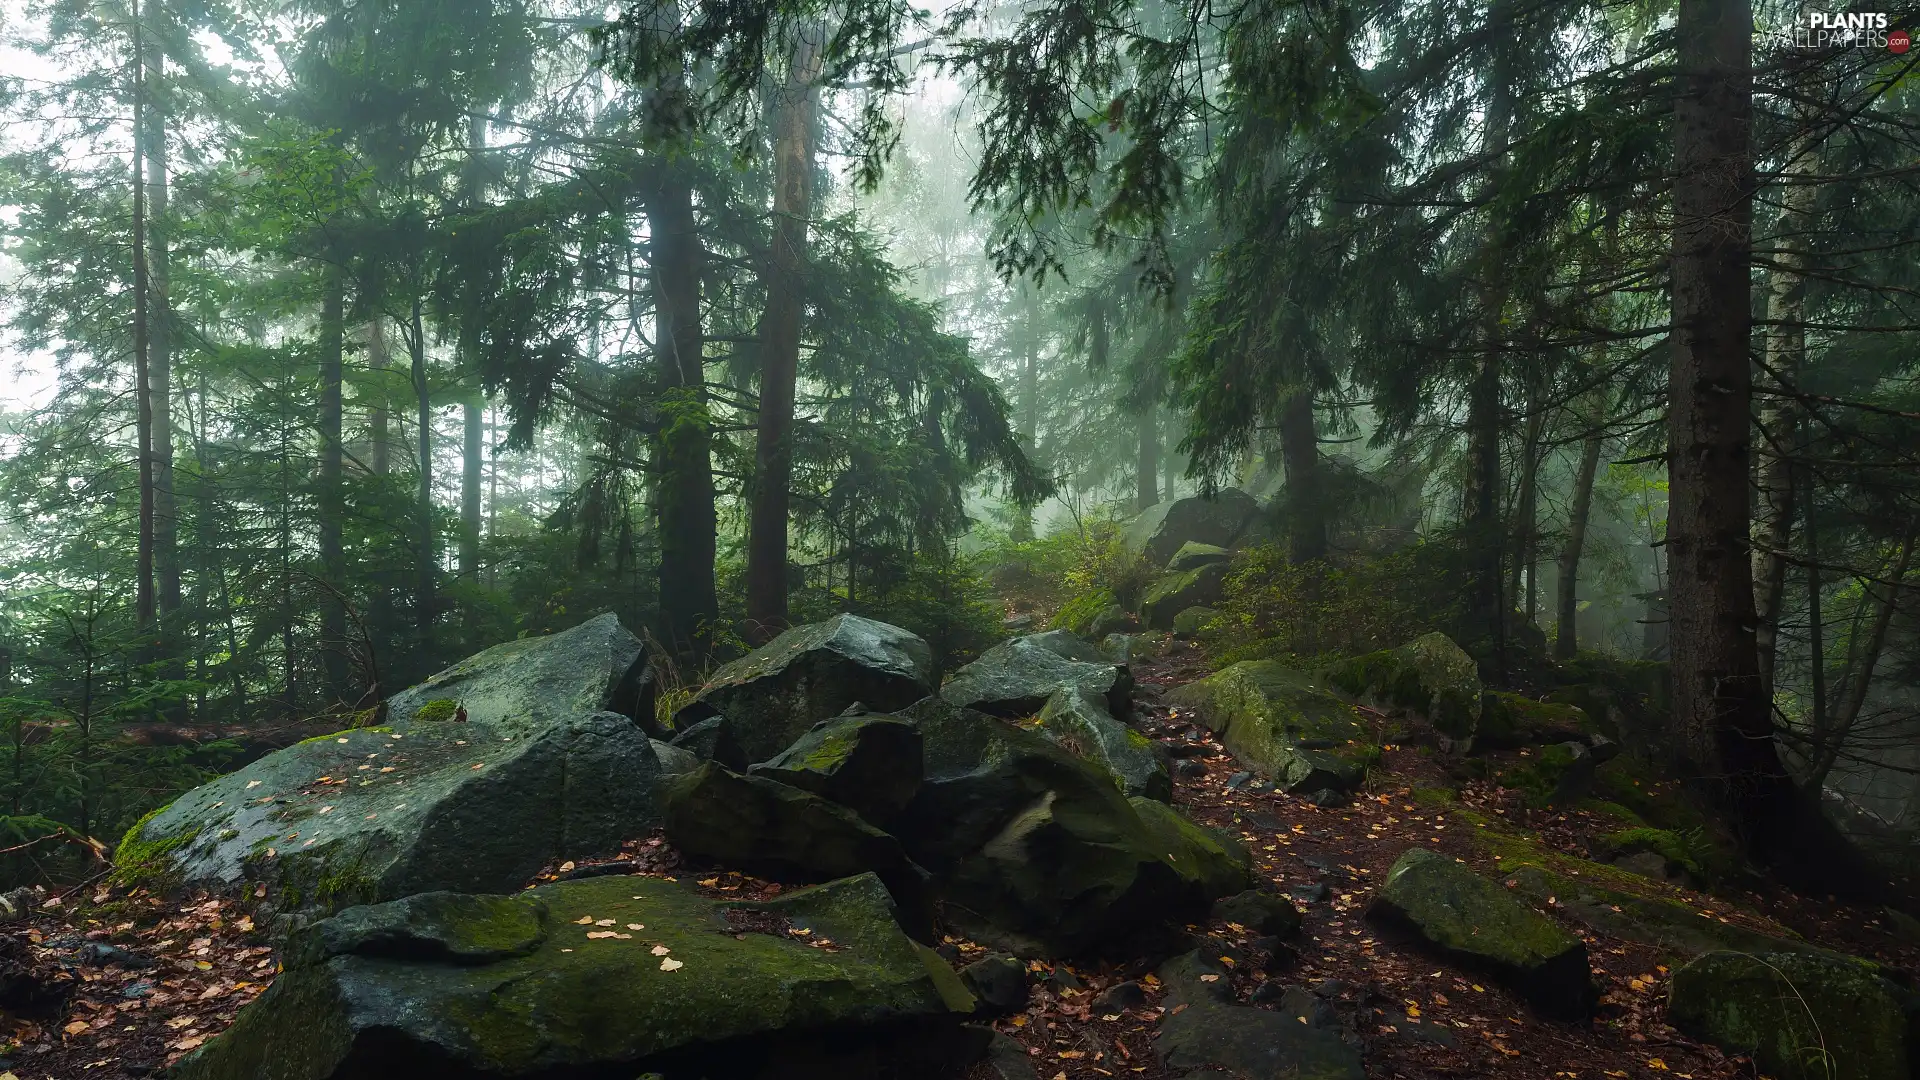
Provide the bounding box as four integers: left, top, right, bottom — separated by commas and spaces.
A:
1124, 489, 1262, 567
113, 710, 661, 912
678, 615, 935, 762
1152, 950, 1363, 1080
1140, 563, 1230, 631
1326, 632, 1482, 749
1166, 542, 1232, 573
892, 699, 1248, 956
1167, 661, 1378, 795
750, 712, 924, 821
385, 612, 656, 735
172, 873, 982, 1080
663, 763, 932, 934
939, 633, 1131, 719
1036, 688, 1170, 801
1668, 951, 1913, 1080
1368, 848, 1594, 1019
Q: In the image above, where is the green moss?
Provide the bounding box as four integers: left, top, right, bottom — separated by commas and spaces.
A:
1124, 728, 1152, 750
412, 698, 460, 723
1495, 742, 1584, 808
109, 806, 198, 892
1478, 691, 1591, 748
1410, 786, 1458, 807
1605, 827, 1707, 877
1052, 589, 1118, 636
796, 731, 855, 771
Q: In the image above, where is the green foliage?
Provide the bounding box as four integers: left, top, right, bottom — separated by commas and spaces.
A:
1052, 590, 1119, 636
1204, 542, 1469, 667
790, 549, 1006, 679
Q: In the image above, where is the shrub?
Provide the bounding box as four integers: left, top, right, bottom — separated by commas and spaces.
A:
1205, 541, 1470, 667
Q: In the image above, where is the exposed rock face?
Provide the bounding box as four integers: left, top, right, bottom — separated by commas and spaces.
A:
1140, 563, 1230, 631
113, 710, 661, 913
1368, 848, 1594, 1019
1499, 865, 1819, 959
940, 634, 1131, 720
750, 712, 925, 821
1123, 489, 1262, 567
1036, 688, 1170, 802
385, 612, 656, 735
1326, 632, 1483, 749
679, 615, 934, 762
172, 874, 982, 1080
1168, 661, 1377, 796
662, 763, 932, 935
1152, 949, 1364, 1080
1165, 542, 1232, 573
1669, 951, 1913, 1080
1211, 889, 1303, 939
892, 699, 1248, 956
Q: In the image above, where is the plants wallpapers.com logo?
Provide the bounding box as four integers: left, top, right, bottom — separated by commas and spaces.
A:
1776, 12, 1910, 52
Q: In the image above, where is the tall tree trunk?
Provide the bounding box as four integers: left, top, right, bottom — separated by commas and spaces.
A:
142, 22, 179, 625
1280, 389, 1325, 563
319, 265, 349, 699
1752, 139, 1819, 702
460, 399, 482, 579
410, 299, 435, 650
1509, 398, 1546, 622
1010, 281, 1040, 541
131, 0, 155, 636
368, 319, 390, 475
645, 4, 720, 661
1669, 0, 1790, 831
743, 30, 822, 640
1555, 418, 1605, 660
1463, 349, 1503, 658
1135, 407, 1159, 513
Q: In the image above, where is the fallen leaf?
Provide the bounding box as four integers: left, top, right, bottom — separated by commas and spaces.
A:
595, 919, 615, 927
651, 945, 671, 956
626, 923, 643, 930
172, 1034, 207, 1051
586, 931, 618, 939
574, 916, 596, 925
660, 957, 683, 971
1197, 974, 1220, 983
63, 1020, 90, 1036
1648, 1059, 1669, 1071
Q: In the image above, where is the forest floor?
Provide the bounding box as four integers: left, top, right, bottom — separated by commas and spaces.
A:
7, 640, 1920, 1079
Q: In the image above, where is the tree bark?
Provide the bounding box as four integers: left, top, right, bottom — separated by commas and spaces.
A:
131, 0, 156, 636
410, 298, 435, 648
1669, 0, 1790, 830
460, 399, 482, 579
1010, 281, 1040, 541
1508, 396, 1546, 622
743, 30, 823, 641
1752, 139, 1819, 702
1280, 388, 1325, 563
368, 319, 390, 475
319, 265, 349, 698
1555, 419, 1605, 660
1463, 348, 1503, 657
141, 21, 179, 624
1135, 408, 1159, 513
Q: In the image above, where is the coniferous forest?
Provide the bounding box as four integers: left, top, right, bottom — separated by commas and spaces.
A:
1, 0, 1919, 1076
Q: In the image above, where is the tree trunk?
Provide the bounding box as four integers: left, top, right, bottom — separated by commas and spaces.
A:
743, 30, 823, 641
131, 1, 156, 636
411, 298, 435, 648
1555, 420, 1605, 660
1509, 400, 1546, 623
1669, 0, 1790, 831
460, 399, 482, 579
1010, 281, 1040, 541
319, 265, 349, 698
368, 319, 390, 475
1135, 407, 1159, 513
1463, 348, 1503, 659
141, 23, 179, 624
1752, 139, 1819, 702
1280, 389, 1325, 563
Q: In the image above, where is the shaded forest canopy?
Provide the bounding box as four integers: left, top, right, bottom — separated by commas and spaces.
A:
0, 0, 1916, 895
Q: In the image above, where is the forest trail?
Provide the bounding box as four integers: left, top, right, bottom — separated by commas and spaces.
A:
6, 635, 1918, 1080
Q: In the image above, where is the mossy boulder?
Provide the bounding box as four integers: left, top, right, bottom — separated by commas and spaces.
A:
1051, 589, 1129, 639
1669, 951, 1913, 1080
173, 873, 983, 1080
1166, 542, 1232, 573
1368, 847, 1594, 1019
1152, 949, 1363, 1080
386, 612, 655, 737
663, 763, 932, 935
1035, 687, 1170, 801
1326, 632, 1482, 749
1167, 661, 1377, 795
1496, 741, 1596, 808
1477, 691, 1592, 749
1123, 489, 1262, 567
750, 712, 924, 821
112, 711, 662, 912
1140, 563, 1229, 631
1170, 606, 1220, 638
891, 698, 1247, 957
939, 632, 1131, 720
677, 614, 934, 763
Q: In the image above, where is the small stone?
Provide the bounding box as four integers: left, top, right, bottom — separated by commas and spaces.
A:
958, 955, 1029, 1017
1092, 980, 1147, 1013
1176, 760, 1208, 779
1224, 771, 1253, 792
1287, 882, 1330, 905
1212, 890, 1302, 939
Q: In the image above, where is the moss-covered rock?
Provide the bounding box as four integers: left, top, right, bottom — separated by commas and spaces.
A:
1170, 606, 1220, 638
678, 614, 935, 763
940, 633, 1131, 720
1123, 490, 1262, 567
891, 699, 1241, 957
1051, 590, 1123, 638
1668, 951, 1912, 1080
386, 612, 655, 737
663, 763, 932, 936
1325, 632, 1482, 749
1368, 847, 1594, 1019
1130, 797, 1253, 901
1140, 563, 1229, 631
1151, 948, 1363, 1080
1166, 542, 1232, 573
1477, 692, 1591, 749
1167, 661, 1377, 795
172, 873, 983, 1080
750, 712, 924, 821
112, 710, 663, 912
1035, 687, 1170, 802
1495, 742, 1595, 808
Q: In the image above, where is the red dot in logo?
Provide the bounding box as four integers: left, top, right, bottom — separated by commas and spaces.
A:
1891, 28, 1911, 52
